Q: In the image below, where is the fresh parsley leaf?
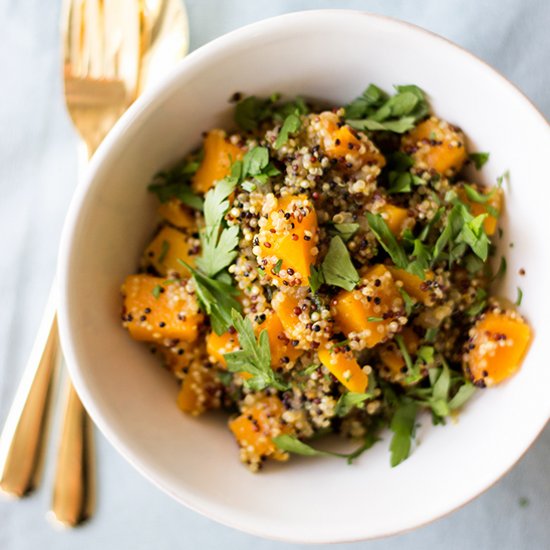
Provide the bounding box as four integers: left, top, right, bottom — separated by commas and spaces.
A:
399, 288, 414, 316
425, 327, 438, 343
273, 433, 380, 464
389, 401, 418, 467
388, 172, 413, 194
347, 84, 429, 134
234, 96, 272, 130
395, 334, 414, 373
448, 382, 476, 410
466, 288, 488, 317
457, 213, 490, 262
152, 284, 162, 299
469, 152, 490, 169
335, 391, 375, 417
497, 170, 510, 188
225, 310, 288, 391
273, 435, 330, 457
181, 261, 242, 335
242, 147, 269, 176
464, 184, 496, 204
407, 239, 431, 279
273, 259, 283, 274
516, 286, 523, 306
234, 94, 309, 130
321, 236, 360, 291
344, 83, 387, 119
367, 316, 384, 322
148, 181, 204, 210
196, 177, 239, 277
366, 212, 408, 268
148, 156, 203, 210
158, 240, 170, 264
299, 363, 320, 377
308, 264, 324, 293
332, 223, 359, 242
274, 112, 302, 149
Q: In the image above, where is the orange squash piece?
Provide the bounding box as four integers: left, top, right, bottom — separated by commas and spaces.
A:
271, 290, 328, 350
206, 330, 239, 367
122, 274, 203, 343
192, 129, 243, 194
387, 266, 435, 306
144, 226, 197, 277
457, 186, 503, 236
177, 363, 222, 416
331, 265, 403, 349
379, 203, 410, 237
318, 346, 369, 393
258, 312, 303, 368
157, 199, 197, 230
378, 327, 420, 381
257, 194, 318, 285
318, 112, 386, 169
465, 310, 531, 386
402, 117, 467, 176
229, 396, 289, 466
157, 341, 200, 375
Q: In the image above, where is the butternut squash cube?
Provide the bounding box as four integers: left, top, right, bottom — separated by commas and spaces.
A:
379, 203, 410, 237
402, 117, 467, 176
318, 111, 386, 171
331, 265, 403, 349
318, 346, 369, 393
157, 199, 197, 230
229, 396, 289, 467
177, 362, 222, 416
144, 226, 198, 277
122, 274, 203, 343
465, 310, 531, 386
206, 330, 239, 367
272, 290, 328, 350
387, 266, 435, 305
257, 194, 318, 286
192, 129, 243, 194
258, 312, 303, 368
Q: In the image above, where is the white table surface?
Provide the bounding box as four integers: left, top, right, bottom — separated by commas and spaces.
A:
0, 1, 548, 548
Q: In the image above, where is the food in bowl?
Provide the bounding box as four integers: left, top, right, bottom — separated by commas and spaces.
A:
120, 83, 531, 471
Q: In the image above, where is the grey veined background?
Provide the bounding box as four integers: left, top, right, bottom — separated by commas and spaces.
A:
0, 1, 548, 549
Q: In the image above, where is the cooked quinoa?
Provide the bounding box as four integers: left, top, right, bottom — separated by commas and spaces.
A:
121, 84, 531, 471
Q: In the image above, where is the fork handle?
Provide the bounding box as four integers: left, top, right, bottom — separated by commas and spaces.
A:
0, 286, 59, 497
51, 381, 95, 526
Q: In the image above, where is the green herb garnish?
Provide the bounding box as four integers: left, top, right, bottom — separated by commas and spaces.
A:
366, 212, 408, 268
334, 391, 376, 417
320, 236, 360, 291
332, 222, 360, 242
225, 309, 288, 391
516, 287, 523, 306
152, 284, 162, 299
181, 262, 242, 335
148, 155, 203, 210
274, 112, 302, 149
389, 401, 418, 467
158, 240, 170, 264
469, 152, 490, 169
346, 84, 429, 134
273, 433, 380, 465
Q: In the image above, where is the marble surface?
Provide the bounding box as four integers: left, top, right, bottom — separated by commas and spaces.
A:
0, 1, 548, 548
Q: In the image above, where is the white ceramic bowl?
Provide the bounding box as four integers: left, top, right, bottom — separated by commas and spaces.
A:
58, 10, 550, 543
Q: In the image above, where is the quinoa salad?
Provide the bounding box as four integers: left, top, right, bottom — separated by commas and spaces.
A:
121, 84, 532, 471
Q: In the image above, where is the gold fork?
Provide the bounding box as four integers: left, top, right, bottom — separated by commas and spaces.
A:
0, 0, 188, 527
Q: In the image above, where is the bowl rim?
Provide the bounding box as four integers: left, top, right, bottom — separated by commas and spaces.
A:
57, 9, 550, 544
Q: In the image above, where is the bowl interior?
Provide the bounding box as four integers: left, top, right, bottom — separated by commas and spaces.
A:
59, 11, 550, 543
